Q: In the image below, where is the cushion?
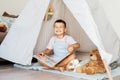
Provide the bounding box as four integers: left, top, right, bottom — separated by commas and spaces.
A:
0, 16, 16, 31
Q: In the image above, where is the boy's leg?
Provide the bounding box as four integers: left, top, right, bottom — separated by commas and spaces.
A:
57, 53, 76, 67
38, 53, 76, 71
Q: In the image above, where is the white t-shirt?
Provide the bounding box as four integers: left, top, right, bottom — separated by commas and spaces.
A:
47, 35, 77, 49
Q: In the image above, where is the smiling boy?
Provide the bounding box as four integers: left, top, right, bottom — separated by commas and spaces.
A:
37, 19, 80, 71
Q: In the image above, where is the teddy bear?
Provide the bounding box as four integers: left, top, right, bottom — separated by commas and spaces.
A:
75, 49, 106, 75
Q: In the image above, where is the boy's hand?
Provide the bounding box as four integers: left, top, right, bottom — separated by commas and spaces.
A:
68, 45, 74, 53
36, 52, 45, 57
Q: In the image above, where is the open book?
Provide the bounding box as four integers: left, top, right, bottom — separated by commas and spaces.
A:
33, 53, 70, 67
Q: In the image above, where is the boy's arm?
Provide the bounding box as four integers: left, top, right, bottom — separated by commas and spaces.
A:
70, 43, 80, 49
68, 43, 80, 53
36, 48, 53, 57
42, 48, 53, 55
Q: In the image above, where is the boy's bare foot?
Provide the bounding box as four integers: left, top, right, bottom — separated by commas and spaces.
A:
59, 67, 65, 72
54, 67, 65, 72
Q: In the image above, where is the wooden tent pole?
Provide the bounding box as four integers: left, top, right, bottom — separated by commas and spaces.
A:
103, 60, 113, 80
45, 0, 54, 21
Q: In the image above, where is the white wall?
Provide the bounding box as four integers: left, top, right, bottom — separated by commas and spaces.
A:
0, 0, 120, 38
0, 0, 28, 15
100, 0, 120, 38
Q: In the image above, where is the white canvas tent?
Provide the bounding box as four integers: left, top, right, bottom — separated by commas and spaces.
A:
0, 0, 120, 70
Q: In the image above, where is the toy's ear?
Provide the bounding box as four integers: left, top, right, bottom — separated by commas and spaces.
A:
90, 49, 100, 58
90, 49, 98, 54
95, 50, 102, 60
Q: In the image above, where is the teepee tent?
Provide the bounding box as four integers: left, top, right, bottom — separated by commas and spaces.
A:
0, 0, 120, 72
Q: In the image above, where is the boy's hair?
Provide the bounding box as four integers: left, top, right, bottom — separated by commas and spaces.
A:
54, 19, 66, 28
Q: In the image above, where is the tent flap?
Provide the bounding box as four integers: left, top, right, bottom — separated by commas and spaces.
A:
63, 0, 120, 64
0, 0, 50, 65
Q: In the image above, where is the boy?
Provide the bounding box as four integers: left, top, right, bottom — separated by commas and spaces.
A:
37, 19, 80, 71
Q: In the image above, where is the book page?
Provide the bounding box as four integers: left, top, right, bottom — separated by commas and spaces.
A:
33, 53, 70, 67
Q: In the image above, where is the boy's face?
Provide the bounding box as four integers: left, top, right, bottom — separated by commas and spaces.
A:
54, 22, 67, 36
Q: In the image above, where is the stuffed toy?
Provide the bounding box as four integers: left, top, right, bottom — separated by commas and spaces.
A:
66, 59, 80, 71
75, 49, 106, 75
0, 23, 7, 32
